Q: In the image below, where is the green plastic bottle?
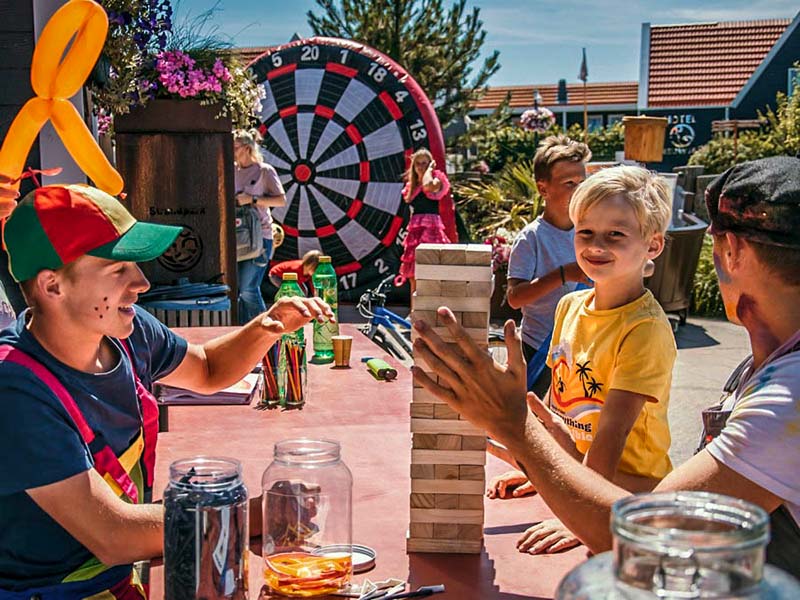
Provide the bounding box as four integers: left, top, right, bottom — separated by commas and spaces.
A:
311, 256, 339, 363
274, 273, 306, 406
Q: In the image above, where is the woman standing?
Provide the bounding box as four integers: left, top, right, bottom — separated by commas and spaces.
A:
233, 129, 286, 322
398, 149, 452, 294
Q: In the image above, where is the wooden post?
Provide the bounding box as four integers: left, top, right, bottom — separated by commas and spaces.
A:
115, 99, 237, 320
583, 81, 588, 144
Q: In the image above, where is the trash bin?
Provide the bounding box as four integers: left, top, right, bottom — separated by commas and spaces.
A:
645, 212, 708, 325
139, 278, 231, 327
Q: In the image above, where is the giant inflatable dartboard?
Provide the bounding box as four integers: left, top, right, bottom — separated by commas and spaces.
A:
249, 37, 454, 300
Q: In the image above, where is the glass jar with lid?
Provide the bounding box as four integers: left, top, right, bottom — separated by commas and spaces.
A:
163, 456, 249, 600
262, 439, 353, 597
556, 491, 800, 599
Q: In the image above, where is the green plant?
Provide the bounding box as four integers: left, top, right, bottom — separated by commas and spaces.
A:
689, 75, 800, 174
454, 159, 543, 239
690, 235, 725, 318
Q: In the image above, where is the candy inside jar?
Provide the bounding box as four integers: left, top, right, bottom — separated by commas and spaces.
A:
262, 439, 353, 597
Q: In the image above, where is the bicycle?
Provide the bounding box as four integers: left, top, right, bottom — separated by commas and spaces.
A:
357, 274, 414, 367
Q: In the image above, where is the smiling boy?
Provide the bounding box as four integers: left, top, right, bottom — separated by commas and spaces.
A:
502, 166, 676, 553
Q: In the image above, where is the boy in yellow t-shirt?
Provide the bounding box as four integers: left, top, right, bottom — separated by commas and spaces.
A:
508, 166, 677, 555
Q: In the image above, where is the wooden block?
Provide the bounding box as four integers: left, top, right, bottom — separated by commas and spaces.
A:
411, 386, 446, 404
434, 494, 459, 509
411, 418, 483, 435
458, 524, 484, 540
435, 435, 462, 451
465, 245, 493, 266
440, 281, 467, 297
414, 264, 492, 283
412, 479, 485, 494
409, 508, 484, 524
411, 450, 486, 465
413, 295, 491, 312
414, 280, 441, 296
414, 246, 441, 265
412, 433, 438, 450
437, 310, 461, 325
411, 326, 487, 343
461, 435, 488, 451
409, 523, 434, 538
459, 465, 485, 480
407, 537, 482, 554
459, 494, 485, 510
434, 464, 460, 480
433, 404, 459, 420
466, 281, 494, 297
410, 403, 435, 419
439, 244, 469, 265
462, 311, 490, 328
434, 523, 460, 539
410, 493, 435, 509
410, 464, 435, 479
410, 309, 437, 324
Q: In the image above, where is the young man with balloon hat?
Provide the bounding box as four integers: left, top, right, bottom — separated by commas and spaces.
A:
0, 184, 333, 597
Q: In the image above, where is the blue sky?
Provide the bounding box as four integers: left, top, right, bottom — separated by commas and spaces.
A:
179, 0, 798, 86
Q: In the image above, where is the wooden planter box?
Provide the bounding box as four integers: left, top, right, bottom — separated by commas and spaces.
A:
114, 100, 237, 320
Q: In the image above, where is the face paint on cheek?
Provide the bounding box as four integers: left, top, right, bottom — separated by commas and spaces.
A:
713, 252, 732, 284
736, 294, 780, 354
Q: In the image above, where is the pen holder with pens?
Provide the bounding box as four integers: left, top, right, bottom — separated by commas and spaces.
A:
279, 336, 307, 408
261, 344, 281, 407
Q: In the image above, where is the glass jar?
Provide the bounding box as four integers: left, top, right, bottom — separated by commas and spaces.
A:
556, 492, 800, 599
163, 457, 249, 600
262, 439, 353, 597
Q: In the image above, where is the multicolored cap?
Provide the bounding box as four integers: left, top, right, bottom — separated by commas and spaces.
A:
3, 184, 182, 282
706, 156, 800, 249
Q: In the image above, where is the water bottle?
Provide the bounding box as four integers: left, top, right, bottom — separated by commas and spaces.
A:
274, 273, 307, 407
311, 256, 339, 363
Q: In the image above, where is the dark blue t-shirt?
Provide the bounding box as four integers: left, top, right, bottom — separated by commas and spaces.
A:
0, 306, 187, 590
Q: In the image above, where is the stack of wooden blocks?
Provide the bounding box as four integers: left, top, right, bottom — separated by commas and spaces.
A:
407, 243, 493, 554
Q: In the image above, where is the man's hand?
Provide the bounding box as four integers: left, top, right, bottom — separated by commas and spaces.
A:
261, 297, 334, 336
562, 262, 592, 285
486, 469, 536, 499
236, 192, 253, 206
516, 518, 581, 555
412, 309, 528, 445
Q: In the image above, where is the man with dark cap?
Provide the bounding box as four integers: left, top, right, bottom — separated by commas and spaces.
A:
412, 156, 800, 576
0, 184, 333, 597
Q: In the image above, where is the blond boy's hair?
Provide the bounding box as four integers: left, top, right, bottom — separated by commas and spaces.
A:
533, 135, 592, 181
569, 166, 672, 238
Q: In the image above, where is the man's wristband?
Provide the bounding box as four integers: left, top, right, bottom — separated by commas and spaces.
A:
559, 265, 566, 285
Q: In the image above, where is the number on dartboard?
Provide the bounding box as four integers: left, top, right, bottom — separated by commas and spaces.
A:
367, 62, 387, 82
395, 228, 408, 245
412, 128, 428, 141
374, 258, 389, 274
395, 90, 408, 104
271, 54, 282, 67
339, 49, 349, 63
339, 272, 358, 290
301, 46, 320, 61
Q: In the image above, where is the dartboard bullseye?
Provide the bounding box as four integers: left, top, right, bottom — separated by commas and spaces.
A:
248, 36, 453, 301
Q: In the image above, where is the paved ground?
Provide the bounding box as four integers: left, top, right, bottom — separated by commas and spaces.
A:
341, 304, 752, 468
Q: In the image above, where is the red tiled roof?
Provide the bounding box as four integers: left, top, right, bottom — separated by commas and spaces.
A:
471, 82, 638, 111
647, 19, 790, 107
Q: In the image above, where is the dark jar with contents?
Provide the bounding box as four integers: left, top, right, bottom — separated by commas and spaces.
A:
163, 457, 249, 600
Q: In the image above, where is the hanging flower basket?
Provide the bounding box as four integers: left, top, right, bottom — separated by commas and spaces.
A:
520, 107, 556, 133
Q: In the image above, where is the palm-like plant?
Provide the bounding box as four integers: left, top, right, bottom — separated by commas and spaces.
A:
454, 159, 544, 239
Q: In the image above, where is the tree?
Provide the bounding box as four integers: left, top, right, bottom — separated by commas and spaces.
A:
307, 0, 500, 127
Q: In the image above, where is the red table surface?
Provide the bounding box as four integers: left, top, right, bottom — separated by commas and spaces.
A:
150, 324, 585, 599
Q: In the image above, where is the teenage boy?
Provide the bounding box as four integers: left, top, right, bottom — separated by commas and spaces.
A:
505, 135, 592, 397
0, 184, 333, 597
412, 156, 800, 577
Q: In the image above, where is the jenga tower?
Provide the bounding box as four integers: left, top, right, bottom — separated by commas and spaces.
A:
407, 243, 493, 554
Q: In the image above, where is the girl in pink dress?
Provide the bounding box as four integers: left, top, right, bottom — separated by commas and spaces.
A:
398, 149, 451, 293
